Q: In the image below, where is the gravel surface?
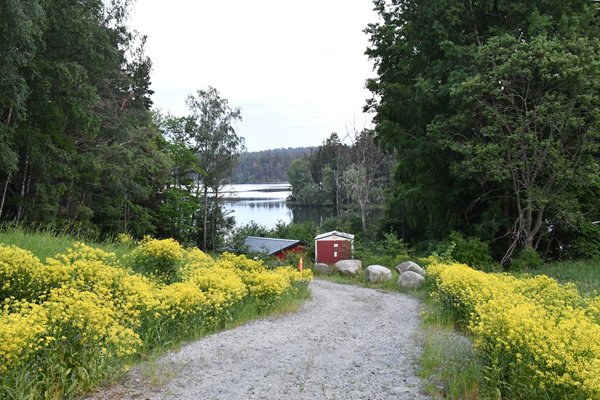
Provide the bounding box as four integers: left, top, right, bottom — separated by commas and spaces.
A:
88, 280, 429, 399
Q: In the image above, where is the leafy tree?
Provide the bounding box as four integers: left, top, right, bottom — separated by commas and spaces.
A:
0, 0, 44, 217
431, 34, 600, 263
366, 0, 600, 262
185, 87, 244, 251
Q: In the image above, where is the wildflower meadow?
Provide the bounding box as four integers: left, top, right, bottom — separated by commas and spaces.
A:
0, 238, 312, 399
428, 262, 600, 399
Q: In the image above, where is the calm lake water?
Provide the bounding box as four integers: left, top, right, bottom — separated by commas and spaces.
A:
222, 183, 333, 228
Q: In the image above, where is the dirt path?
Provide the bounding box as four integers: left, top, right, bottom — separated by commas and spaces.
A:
88, 280, 429, 399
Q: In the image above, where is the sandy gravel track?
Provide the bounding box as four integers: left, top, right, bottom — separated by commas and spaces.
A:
88, 279, 429, 399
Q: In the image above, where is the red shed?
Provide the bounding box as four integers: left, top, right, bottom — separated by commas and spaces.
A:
314, 231, 354, 264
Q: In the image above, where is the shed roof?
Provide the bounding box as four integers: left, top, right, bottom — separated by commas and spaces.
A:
314, 231, 355, 241
244, 236, 304, 256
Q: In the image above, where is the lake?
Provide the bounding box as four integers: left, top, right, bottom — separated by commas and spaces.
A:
222, 183, 333, 228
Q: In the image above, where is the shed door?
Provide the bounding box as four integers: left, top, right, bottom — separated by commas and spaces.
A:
316, 239, 352, 264
336, 240, 351, 260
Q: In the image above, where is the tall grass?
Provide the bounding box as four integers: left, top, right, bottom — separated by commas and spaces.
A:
0, 226, 132, 262
526, 259, 600, 295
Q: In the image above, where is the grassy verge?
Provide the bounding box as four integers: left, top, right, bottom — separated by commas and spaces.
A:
419, 288, 489, 399
525, 258, 600, 295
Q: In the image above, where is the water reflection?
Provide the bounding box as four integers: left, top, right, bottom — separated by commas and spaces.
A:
290, 204, 335, 225
223, 184, 334, 228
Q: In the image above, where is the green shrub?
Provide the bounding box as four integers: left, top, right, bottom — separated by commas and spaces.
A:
448, 232, 496, 271
510, 247, 543, 271
563, 222, 600, 260
355, 231, 411, 268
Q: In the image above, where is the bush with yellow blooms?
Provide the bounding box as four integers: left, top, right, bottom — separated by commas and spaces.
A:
429, 262, 600, 399
0, 237, 311, 399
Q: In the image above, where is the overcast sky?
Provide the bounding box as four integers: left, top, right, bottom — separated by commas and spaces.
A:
130, 0, 378, 151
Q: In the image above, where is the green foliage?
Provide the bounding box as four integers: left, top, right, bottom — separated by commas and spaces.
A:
510, 247, 543, 272
287, 158, 319, 204
226, 222, 270, 254
355, 231, 410, 269
562, 222, 600, 260
448, 232, 496, 272
366, 0, 600, 261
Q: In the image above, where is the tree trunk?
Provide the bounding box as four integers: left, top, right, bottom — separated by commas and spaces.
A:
123, 190, 130, 231
0, 173, 11, 219
202, 185, 208, 251
4, 107, 13, 126
16, 153, 29, 223
359, 200, 367, 233
212, 186, 220, 252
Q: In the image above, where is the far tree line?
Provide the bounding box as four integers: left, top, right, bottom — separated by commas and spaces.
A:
231, 147, 313, 184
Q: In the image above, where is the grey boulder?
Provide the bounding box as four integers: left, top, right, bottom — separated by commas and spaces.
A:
395, 261, 425, 276
334, 259, 362, 276
313, 263, 333, 275
398, 271, 425, 289
365, 265, 393, 283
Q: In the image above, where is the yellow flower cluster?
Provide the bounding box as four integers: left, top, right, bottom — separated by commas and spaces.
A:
429, 262, 600, 399
0, 246, 68, 301
48, 242, 118, 266
0, 301, 47, 373
0, 239, 312, 389
117, 232, 135, 245
132, 236, 184, 262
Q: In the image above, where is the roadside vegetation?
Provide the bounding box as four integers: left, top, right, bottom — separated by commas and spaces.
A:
278, 223, 599, 399
0, 229, 311, 400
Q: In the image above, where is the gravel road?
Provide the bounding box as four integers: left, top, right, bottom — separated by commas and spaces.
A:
89, 279, 429, 399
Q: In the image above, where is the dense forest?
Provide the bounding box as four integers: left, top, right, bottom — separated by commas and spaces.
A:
0, 0, 244, 251
365, 0, 600, 264
231, 147, 313, 183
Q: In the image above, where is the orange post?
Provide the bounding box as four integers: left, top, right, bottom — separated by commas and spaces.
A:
299, 257, 303, 271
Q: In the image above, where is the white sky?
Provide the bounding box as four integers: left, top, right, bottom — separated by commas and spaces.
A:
130, 0, 378, 151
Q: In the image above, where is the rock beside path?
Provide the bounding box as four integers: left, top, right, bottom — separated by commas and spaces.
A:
398, 271, 426, 289
395, 261, 425, 276
313, 263, 333, 275
334, 259, 362, 276
365, 265, 393, 283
